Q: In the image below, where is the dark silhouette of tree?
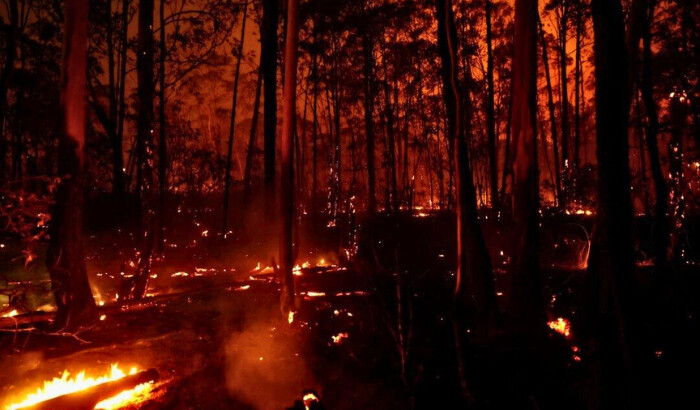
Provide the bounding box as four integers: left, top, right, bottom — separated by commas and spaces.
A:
588, 0, 639, 407
47, 0, 96, 330
223, 1, 249, 235
510, 0, 544, 331
262, 0, 278, 203
279, 0, 299, 315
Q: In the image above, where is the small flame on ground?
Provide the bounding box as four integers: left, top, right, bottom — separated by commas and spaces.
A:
2, 309, 18, 318
302, 392, 320, 410
548, 317, 571, 338
288, 311, 295, 324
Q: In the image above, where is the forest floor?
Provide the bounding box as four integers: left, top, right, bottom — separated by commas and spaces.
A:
1, 208, 699, 409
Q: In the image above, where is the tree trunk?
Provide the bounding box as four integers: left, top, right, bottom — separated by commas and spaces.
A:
279, 0, 299, 315
47, 0, 96, 331
485, 0, 498, 210
363, 31, 376, 214
0, 0, 18, 182
559, 5, 570, 183
223, 2, 249, 235
116, 0, 129, 194
262, 0, 278, 199
121, 0, 156, 301
538, 15, 562, 207
640, 0, 669, 274
589, 0, 638, 407
244, 64, 263, 198
573, 4, 582, 170
157, 0, 167, 248
510, 0, 544, 332
436, 0, 496, 339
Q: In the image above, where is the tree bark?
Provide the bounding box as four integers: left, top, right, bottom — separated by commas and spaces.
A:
279, 0, 299, 315
47, 0, 96, 331
589, 0, 639, 407
510, 0, 544, 330
223, 2, 249, 235
115, 0, 129, 194
157, 0, 167, 248
559, 4, 570, 184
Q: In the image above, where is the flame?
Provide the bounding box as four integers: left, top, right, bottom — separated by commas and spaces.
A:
6, 364, 151, 410
2, 309, 18, 318
94, 382, 153, 410
548, 317, 571, 338
288, 311, 295, 324
302, 392, 320, 409
331, 332, 349, 344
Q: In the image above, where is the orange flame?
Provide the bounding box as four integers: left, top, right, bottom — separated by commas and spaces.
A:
7, 364, 151, 410
547, 317, 571, 338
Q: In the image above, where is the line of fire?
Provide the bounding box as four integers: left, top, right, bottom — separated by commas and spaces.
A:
0, 0, 697, 408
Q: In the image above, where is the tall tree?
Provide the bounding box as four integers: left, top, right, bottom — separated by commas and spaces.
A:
362, 23, 376, 214
538, 15, 562, 206
261, 0, 278, 199
436, 0, 496, 338
121, 0, 156, 300
589, 0, 639, 407
484, 0, 499, 210
157, 0, 167, 247
0, 0, 18, 181
47, 0, 96, 330
223, 1, 249, 235
279, 0, 299, 315
510, 0, 544, 330
244, 65, 263, 198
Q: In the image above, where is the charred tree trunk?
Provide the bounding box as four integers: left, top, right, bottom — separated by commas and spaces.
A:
539, 15, 562, 207
640, 0, 669, 274
116, 0, 129, 194
157, 0, 167, 248
485, 0, 499, 210
311, 41, 318, 211
589, 0, 639, 407
511, 0, 544, 331
244, 64, 263, 198
279, 0, 299, 315
121, 0, 156, 301
559, 4, 570, 187
363, 30, 376, 214
436, 0, 496, 339
573, 3, 582, 170
0, 0, 18, 182
262, 0, 278, 203
223, 2, 249, 235
105, 0, 123, 200
47, 0, 96, 331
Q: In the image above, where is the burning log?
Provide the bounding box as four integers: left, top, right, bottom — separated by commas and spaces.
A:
20, 369, 158, 410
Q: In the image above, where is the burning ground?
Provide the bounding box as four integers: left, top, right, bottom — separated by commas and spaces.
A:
1, 210, 699, 409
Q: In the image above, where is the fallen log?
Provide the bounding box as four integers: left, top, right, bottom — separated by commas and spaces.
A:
26, 369, 159, 410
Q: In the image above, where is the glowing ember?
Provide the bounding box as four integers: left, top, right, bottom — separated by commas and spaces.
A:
302, 392, 320, 409
548, 317, 571, 338
171, 271, 189, 277
288, 311, 295, 324
306, 291, 326, 297
6, 364, 149, 410
2, 309, 18, 318
94, 382, 153, 410
331, 332, 348, 344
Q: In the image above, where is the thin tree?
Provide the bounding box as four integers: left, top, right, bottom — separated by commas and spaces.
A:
244, 65, 263, 198
47, 0, 96, 330
362, 25, 376, 214
538, 15, 562, 206
262, 0, 278, 204
0, 0, 18, 181
484, 0, 499, 210
157, 0, 167, 248
510, 0, 544, 331
279, 0, 299, 315
223, 1, 249, 235
121, 0, 156, 300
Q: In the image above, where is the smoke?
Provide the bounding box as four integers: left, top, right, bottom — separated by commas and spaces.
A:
224, 316, 316, 409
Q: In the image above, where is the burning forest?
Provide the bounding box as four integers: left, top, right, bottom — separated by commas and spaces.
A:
0, 0, 699, 408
